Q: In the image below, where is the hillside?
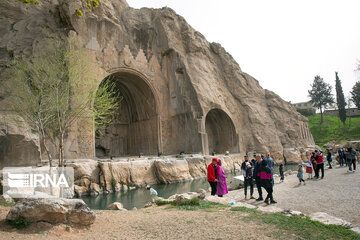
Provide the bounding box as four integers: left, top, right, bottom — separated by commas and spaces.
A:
308, 114, 360, 147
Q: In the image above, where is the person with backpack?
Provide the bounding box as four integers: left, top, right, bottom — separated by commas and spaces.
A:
257, 155, 277, 205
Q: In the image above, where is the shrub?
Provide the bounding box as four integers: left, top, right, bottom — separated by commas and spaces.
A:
7, 217, 32, 229
110, 176, 117, 190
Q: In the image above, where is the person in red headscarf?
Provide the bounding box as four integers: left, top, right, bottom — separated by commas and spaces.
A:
207, 158, 218, 196
216, 159, 228, 197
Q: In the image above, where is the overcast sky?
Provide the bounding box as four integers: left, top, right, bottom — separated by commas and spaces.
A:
126, 0, 360, 104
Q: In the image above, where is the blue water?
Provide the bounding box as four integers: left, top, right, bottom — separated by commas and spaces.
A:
81, 164, 298, 210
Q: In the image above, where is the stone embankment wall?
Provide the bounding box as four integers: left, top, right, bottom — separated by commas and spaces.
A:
69, 155, 243, 196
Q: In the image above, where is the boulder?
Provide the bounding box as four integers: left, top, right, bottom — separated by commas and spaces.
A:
74, 185, 88, 197
0, 194, 14, 203
196, 189, 206, 199
6, 198, 96, 226
107, 202, 127, 211
174, 192, 199, 205
309, 212, 352, 227
154, 159, 193, 183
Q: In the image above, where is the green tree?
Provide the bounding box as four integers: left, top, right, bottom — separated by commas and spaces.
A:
351, 81, 360, 109
335, 72, 347, 126
3, 36, 120, 166
308, 75, 334, 124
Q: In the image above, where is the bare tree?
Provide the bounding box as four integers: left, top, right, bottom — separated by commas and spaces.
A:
3, 36, 120, 166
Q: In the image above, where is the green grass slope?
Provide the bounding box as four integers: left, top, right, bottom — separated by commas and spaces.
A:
307, 114, 360, 147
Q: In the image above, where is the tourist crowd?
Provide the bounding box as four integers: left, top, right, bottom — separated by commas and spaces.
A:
207, 153, 277, 205
206, 148, 358, 205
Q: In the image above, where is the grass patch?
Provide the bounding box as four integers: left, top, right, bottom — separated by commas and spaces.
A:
0, 200, 15, 207
308, 115, 360, 147
159, 198, 226, 211
155, 200, 175, 206
7, 216, 32, 229
178, 198, 200, 206
230, 206, 257, 213
177, 199, 225, 211
233, 208, 360, 240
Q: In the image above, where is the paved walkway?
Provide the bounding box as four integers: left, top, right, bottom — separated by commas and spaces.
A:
228, 164, 360, 227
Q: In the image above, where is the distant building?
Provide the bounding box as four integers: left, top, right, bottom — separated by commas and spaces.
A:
292, 101, 316, 116
293, 101, 316, 110
324, 108, 360, 117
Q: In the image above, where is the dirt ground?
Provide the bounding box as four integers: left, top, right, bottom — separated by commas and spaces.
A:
0, 205, 282, 240
0, 164, 358, 240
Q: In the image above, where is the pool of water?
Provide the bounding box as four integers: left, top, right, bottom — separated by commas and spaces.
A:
81, 164, 298, 210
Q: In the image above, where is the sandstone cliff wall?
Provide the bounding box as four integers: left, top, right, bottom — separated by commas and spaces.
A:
0, 0, 315, 167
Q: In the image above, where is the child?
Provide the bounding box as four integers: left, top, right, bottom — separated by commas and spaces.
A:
306, 160, 313, 179
279, 164, 284, 182
297, 163, 305, 185
146, 185, 158, 203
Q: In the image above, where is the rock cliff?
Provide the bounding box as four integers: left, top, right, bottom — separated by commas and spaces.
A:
0, 0, 315, 168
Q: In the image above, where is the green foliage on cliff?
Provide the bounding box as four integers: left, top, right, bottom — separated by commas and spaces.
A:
16, 0, 100, 18
308, 114, 360, 146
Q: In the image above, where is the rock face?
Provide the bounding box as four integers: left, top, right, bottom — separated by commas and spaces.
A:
70, 155, 242, 195
6, 198, 96, 226
0, 0, 315, 167
0, 113, 41, 169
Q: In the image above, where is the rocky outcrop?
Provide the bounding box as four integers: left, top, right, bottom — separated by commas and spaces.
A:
70, 155, 242, 195
6, 198, 96, 226
0, 113, 41, 169
0, 0, 315, 167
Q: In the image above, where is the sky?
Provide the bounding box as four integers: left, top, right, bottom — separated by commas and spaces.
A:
126, 0, 360, 104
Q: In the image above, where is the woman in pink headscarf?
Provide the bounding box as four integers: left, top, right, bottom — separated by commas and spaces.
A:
216, 159, 228, 197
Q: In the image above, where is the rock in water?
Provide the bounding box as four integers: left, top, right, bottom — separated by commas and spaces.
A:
107, 202, 127, 211
6, 198, 96, 226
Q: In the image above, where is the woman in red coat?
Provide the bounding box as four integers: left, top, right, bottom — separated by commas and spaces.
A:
207, 158, 218, 196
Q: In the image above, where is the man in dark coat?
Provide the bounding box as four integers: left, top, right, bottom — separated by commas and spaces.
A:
258, 159, 277, 205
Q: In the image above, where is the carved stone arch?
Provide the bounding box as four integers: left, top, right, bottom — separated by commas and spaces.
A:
94, 67, 162, 157
203, 108, 240, 155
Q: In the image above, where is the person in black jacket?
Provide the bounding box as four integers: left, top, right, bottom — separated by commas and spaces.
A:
253, 155, 263, 201
258, 158, 277, 205
326, 149, 332, 169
